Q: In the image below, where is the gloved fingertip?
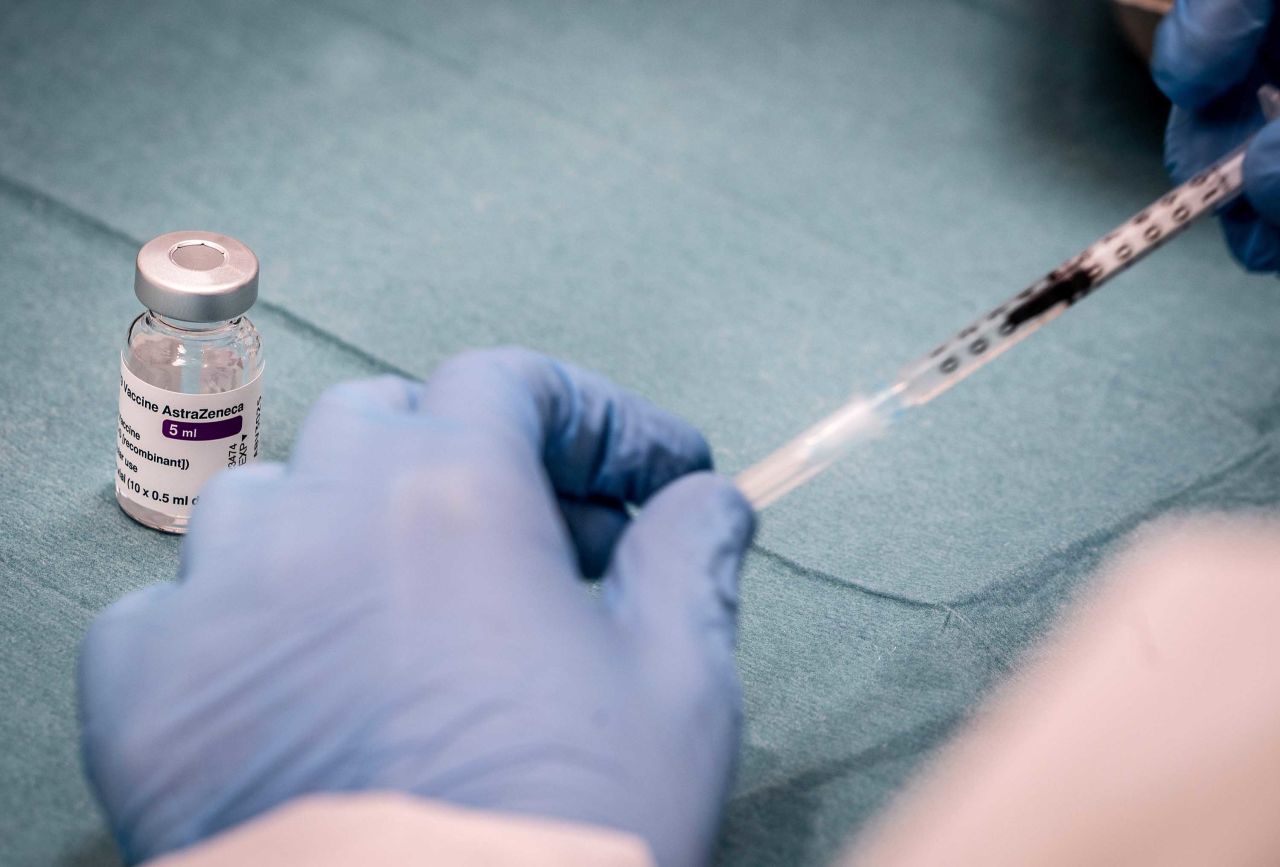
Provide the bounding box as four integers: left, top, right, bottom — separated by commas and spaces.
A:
1245, 120, 1280, 223
193, 461, 286, 507
1153, 26, 1213, 108
687, 474, 755, 610
1151, 0, 1274, 109
91, 580, 179, 630
1151, 17, 1196, 106
78, 581, 178, 728
1164, 99, 1266, 189
182, 462, 287, 579
563, 372, 715, 504
606, 472, 755, 642
315, 375, 425, 416
655, 472, 757, 565
422, 347, 715, 503
1220, 208, 1280, 271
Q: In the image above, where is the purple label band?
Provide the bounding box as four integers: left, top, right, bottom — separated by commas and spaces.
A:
162, 415, 244, 442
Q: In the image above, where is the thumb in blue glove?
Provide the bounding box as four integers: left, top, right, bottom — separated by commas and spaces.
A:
1153, 0, 1280, 271
78, 348, 755, 867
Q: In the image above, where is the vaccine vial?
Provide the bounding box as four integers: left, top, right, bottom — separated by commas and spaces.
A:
115, 231, 264, 533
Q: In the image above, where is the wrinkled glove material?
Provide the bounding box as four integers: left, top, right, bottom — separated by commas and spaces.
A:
78, 348, 756, 867
1155, 0, 1280, 270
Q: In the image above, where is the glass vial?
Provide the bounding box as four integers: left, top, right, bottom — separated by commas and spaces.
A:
115, 231, 264, 534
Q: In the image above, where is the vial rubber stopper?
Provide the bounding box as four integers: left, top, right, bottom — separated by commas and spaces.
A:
134, 231, 259, 322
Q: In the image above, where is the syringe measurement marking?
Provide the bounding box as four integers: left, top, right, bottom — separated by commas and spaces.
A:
932, 152, 1241, 382
736, 86, 1273, 511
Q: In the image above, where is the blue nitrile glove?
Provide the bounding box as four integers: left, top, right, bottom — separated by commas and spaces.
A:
78, 348, 755, 867
1153, 0, 1280, 271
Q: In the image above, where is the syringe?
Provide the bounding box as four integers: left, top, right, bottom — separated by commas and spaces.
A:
736, 86, 1280, 511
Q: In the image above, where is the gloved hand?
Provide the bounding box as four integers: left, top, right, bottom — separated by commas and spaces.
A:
1153, 0, 1280, 271
79, 348, 755, 867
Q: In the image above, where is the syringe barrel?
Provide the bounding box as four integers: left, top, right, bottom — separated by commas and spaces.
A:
733, 92, 1265, 512
735, 389, 900, 509
894, 146, 1246, 409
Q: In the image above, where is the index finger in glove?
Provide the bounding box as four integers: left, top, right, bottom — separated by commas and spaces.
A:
289, 351, 711, 506
288, 375, 431, 476
1153, 0, 1275, 109
417, 347, 712, 504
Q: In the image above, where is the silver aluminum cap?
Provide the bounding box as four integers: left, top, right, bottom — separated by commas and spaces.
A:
135, 231, 259, 322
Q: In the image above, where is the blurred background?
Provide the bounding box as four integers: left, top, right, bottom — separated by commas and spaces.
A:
11, 1, 1280, 866
1113, 0, 1173, 59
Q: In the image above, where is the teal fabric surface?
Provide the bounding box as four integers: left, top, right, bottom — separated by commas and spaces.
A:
2, 1, 1279, 865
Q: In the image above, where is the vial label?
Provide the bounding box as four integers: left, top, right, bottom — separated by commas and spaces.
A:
115, 356, 263, 521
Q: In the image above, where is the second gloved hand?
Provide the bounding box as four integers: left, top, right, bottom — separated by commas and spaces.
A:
1154, 0, 1280, 271
78, 348, 756, 867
